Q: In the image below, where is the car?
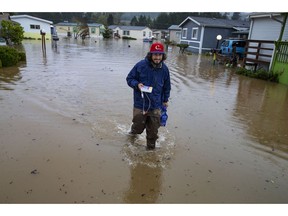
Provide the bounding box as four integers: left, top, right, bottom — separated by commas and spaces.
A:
0, 37, 7, 46
219, 39, 246, 59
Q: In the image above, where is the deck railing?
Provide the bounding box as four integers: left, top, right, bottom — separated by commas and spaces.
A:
243, 39, 275, 70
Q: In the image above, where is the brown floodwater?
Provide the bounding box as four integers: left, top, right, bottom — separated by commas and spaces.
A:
0, 37, 288, 203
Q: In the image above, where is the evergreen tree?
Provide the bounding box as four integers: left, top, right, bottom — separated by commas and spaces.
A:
146, 16, 153, 28
138, 15, 147, 26
107, 14, 114, 25
154, 12, 170, 29
102, 25, 112, 39
231, 12, 241, 20
130, 16, 138, 26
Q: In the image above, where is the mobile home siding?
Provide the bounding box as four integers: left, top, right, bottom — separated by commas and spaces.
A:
110, 26, 152, 40
125, 28, 151, 39
249, 13, 288, 41
168, 25, 181, 43
169, 30, 181, 43
248, 15, 288, 64
179, 16, 250, 54
249, 17, 284, 40
180, 21, 202, 53
55, 23, 103, 37
202, 27, 232, 51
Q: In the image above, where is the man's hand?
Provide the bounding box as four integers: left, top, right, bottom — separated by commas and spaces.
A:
138, 83, 144, 90
163, 102, 168, 107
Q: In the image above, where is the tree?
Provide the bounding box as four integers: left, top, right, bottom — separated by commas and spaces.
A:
73, 17, 90, 40
102, 25, 112, 39
130, 16, 138, 26
146, 16, 153, 28
138, 15, 147, 26
107, 14, 114, 25
231, 12, 241, 20
154, 13, 170, 29
0, 20, 24, 45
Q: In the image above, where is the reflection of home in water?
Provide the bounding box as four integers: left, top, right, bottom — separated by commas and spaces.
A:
234, 77, 288, 155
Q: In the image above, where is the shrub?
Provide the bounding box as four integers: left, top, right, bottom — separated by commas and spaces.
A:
1, 20, 24, 45
236, 67, 280, 83
122, 36, 136, 40
176, 44, 189, 49
18, 52, 26, 61
0, 46, 26, 67
176, 43, 189, 54
0, 46, 19, 67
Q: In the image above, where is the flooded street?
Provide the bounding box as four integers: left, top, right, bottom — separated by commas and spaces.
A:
1, 38, 288, 203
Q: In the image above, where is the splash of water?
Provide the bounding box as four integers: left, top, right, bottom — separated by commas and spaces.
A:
116, 122, 176, 169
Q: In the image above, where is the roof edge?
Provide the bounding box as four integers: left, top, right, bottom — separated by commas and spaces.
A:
10, 15, 53, 24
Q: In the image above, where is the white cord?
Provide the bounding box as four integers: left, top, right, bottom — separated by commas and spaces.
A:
142, 91, 151, 115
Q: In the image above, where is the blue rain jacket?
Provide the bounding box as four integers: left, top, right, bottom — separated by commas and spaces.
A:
126, 58, 171, 111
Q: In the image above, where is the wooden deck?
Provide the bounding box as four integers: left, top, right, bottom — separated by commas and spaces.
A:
243, 39, 274, 71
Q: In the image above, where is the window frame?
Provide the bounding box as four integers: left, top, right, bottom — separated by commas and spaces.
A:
191, 27, 198, 39
123, 30, 130, 36
30, 24, 40, 30
182, 28, 187, 39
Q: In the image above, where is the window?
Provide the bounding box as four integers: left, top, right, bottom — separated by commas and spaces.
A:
30, 24, 40, 29
123, 30, 130, 36
182, 28, 187, 39
221, 40, 229, 47
91, 27, 96, 34
192, 28, 198, 39
143, 31, 146, 37
233, 41, 246, 47
176, 32, 181, 39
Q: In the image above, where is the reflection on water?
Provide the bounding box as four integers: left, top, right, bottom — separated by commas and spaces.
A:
1, 38, 288, 157
118, 123, 175, 203
0, 67, 22, 90
234, 77, 288, 156
123, 152, 163, 203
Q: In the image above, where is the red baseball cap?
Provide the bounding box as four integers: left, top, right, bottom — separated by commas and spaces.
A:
150, 42, 165, 54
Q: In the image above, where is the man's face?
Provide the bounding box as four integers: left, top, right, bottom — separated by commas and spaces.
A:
151, 53, 163, 65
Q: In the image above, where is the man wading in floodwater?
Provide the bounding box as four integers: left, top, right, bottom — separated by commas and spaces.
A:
126, 42, 171, 150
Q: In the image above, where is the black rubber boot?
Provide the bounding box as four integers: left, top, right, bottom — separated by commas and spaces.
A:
146, 143, 155, 150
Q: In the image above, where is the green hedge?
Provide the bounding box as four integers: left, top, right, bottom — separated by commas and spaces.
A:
122, 36, 136, 40
236, 67, 280, 83
0, 46, 26, 67
18, 51, 26, 61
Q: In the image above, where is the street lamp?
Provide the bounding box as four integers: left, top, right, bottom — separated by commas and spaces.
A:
213, 35, 222, 65
216, 34, 222, 49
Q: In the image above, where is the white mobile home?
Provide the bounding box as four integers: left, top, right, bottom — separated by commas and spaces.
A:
168, 25, 181, 44
10, 15, 53, 40
109, 25, 152, 40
